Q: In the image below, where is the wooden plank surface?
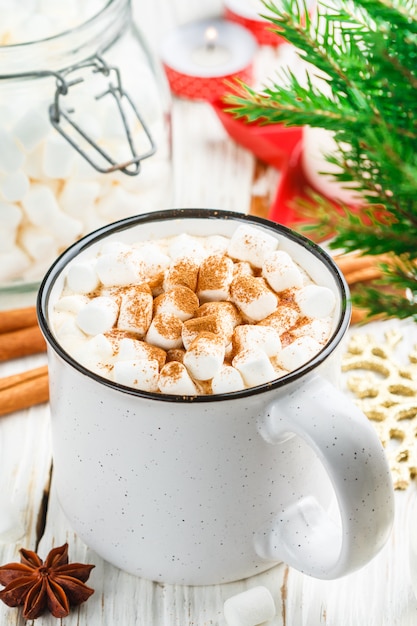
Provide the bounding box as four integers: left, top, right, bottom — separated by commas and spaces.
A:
1, 1, 417, 625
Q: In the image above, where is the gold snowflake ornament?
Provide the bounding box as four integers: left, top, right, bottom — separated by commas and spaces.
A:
342, 327, 417, 490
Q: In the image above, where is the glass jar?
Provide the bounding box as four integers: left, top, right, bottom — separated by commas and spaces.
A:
0, 0, 172, 294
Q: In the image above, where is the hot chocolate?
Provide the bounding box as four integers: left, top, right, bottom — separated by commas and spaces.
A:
51, 223, 336, 394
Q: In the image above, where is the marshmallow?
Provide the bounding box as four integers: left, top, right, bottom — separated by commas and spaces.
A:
72, 149, 102, 180
96, 249, 145, 287
59, 179, 101, 218
0, 170, 29, 201
232, 261, 254, 278
183, 332, 225, 380
158, 361, 197, 395
54, 316, 88, 354
100, 240, 131, 256
197, 254, 234, 302
205, 234, 229, 255
116, 337, 166, 369
81, 210, 106, 234
23, 144, 45, 179
0, 129, 25, 173
153, 285, 199, 321
290, 317, 332, 344
168, 234, 206, 261
75, 333, 114, 374
230, 276, 278, 322
71, 108, 102, 144
145, 313, 183, 350
232, 349, 276, 387
117, 284, 153, 336
76, 296, 119, 335
211, 365, 245, 393
197, 301, 241, 325
196, 301, 241, 343
54, 294, 89, 314
182, 314, 227, 350
295, 285, 336, 318
66, 259, 100, 294
19, 225, 59, 261
258, 305, 299, 335
233, 325, 281, 357
132, 243, 172, 280
49, 212, 84, 248
42, 135, 75, 179
262, 250, 304, 292
228, 224, 278, 268
0, 202, 22, 252
0, 246, 31, 282
13, 108, 50, 152
113, 359, 159, 392
279, 336, 323, 371
0, 103, 15, 129
96, 186, 141, 220
224, 586, 276, 626
101, 98, 128, 142
21, 184, 61, 228
163, 256, 200, 292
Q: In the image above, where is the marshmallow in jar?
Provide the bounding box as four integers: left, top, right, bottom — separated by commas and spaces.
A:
0, 0, 172, 289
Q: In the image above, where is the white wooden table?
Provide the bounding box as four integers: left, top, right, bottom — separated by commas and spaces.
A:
1, 1, 417, 624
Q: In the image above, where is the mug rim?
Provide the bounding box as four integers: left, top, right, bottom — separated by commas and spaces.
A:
37, 207, 351, 403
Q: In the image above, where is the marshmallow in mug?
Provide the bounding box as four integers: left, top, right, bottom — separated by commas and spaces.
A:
52, 224, 337, 395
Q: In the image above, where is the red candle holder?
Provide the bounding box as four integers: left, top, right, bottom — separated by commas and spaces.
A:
211, 97, 302, 170
224, 0, 316, 47
224, 0, 284, 46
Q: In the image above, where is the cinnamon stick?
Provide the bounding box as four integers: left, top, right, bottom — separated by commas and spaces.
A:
0, 365, 49, 417
0, 325, 46, 362
334, 252, 374, 275
343, 265, 383, 285
0, 306, 38, 334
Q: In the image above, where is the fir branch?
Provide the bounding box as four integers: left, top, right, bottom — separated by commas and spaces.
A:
351, 287, 417, 321
225, 80, 359, 129
225, 0, 417, 320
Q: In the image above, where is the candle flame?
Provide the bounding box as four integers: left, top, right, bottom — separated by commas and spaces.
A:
204, 26, 218, 49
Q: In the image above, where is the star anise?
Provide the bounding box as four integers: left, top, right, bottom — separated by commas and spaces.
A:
0, 542, 95, 619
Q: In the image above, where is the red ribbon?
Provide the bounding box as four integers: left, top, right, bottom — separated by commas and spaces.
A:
224, 7, 285, 46
162, 64, 253, 102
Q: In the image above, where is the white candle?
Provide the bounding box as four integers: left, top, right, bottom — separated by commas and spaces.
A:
190, 26, 232, 67
160, 18, 256, 79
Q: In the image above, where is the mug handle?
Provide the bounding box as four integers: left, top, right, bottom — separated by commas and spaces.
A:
254, 374, 395, 579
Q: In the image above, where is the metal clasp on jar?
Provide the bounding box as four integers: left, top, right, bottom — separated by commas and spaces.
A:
48, 55, 156, 176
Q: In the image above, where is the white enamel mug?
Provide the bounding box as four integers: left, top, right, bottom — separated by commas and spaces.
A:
37, 209, 394, 585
